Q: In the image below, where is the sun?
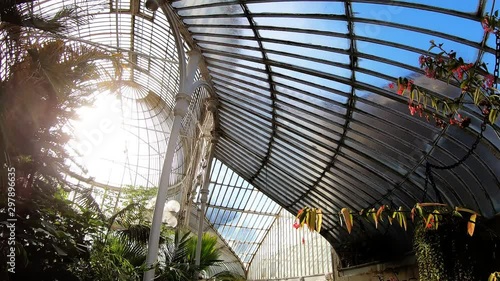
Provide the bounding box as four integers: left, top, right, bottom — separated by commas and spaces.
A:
65, 92, 131, 185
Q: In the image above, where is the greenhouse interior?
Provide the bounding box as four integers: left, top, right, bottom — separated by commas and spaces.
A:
1, 0, 500, 280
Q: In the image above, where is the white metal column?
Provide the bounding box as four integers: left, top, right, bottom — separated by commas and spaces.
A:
142, 1, 205, 279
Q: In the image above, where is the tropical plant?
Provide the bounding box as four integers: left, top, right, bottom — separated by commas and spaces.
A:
155, 230, 194, 281
413, 207, 475, 281
391, 42, 497, 128
390, 10, 500, 130
0, 1, 121, 280
70, 187, 225, 281
156, 231, 224, 281
0, 180, 102, 281
293, 207, 323, 233
186, 232, 222, 270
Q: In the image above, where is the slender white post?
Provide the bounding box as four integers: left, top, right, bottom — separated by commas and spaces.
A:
142, 46, 203, 281
141, 2, 206, 280
143, 93, 189, 281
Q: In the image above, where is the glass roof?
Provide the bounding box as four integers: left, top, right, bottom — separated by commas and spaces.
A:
203, 159, 282, 268
25, 0, 500, 269
171, 0, 500, 264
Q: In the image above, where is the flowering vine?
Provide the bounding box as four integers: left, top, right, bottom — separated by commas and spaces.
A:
390, 41, 499, 128
483, 10, 500, 34
295, 204, 480, 237
293, 207, 323, 233
390, 11, 500, 129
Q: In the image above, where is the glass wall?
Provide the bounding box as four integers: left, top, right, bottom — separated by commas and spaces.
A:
247, 209, 333, 280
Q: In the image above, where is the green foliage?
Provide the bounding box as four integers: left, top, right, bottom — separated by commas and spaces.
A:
119, 185, 158, 224
393, 41, 499, 129
294, 207, 323, 233
122, 185, 158, 203
414, 215, 475, 281
156, 230, 193, 281
186, 232, 222, 269
0, 180, 102, 280
0, 2, 121, 280
77, 236, 144, 281
413, 211, 500, 281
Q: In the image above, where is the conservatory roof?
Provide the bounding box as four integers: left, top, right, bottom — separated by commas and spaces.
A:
31, 0, 500, 269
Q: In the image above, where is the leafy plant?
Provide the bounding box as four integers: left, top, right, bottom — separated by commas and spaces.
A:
391, 42, 498, 128
211, 271, 246, 281
293, 207, 323, 233
413, 212, 476, 281
0, 38, 113, 281
186, 232, 222, 269
490, 272, 500, 281
390, 11, 500, 129
0, 1, 121, 280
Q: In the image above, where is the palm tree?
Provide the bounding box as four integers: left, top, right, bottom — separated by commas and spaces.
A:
0, 1, 121, 280
86, 199, 224, 281
186, 233, 223, 272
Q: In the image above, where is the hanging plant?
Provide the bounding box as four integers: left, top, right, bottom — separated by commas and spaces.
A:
340, 208, 353, 234
323, 203, 481, 237
293, 207, 323, 233
390, 41, 499, 127
389, 10, 500, 129
413, 212, 476, 281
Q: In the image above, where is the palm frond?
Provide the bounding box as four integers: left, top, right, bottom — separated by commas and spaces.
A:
74, 188, 105, 220
107, 203, 139, 230
115, 224, 151, 245
186, 233, 222, 269
120, 239, 147, 267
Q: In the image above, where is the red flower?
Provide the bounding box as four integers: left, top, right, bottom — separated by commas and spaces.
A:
408, 103, 417, 116
483, 107, 490, 115
424, 69, 436, 78
417, 104, 423, 117
484, 74, 495, 88
459, 117, 471, 128
397, 85, 404, 95
418, 55, 426, 65
293, 221, 300, 229
482, 18, 496, 34
406, 80, 414, 91
388, 83, 395, 89
454, 66, 464, 80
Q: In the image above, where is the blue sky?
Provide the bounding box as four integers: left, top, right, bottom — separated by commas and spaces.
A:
245, 1, 500, 88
